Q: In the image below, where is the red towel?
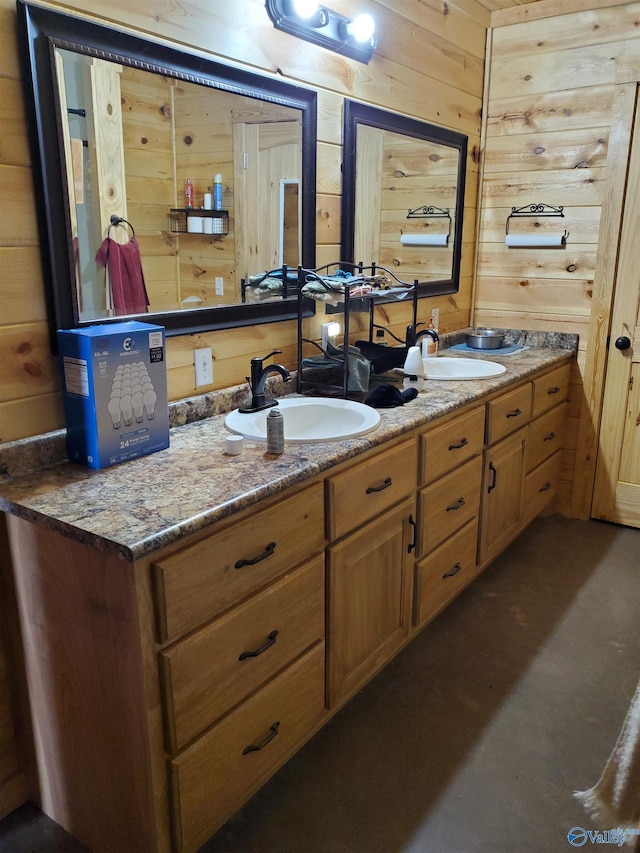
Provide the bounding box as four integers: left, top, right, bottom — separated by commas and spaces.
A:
95, 236, 150, 315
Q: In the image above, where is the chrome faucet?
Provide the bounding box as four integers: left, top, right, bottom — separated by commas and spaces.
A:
239, 350, 291, 413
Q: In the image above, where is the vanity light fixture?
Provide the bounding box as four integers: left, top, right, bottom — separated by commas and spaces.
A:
265, 0, 376, 63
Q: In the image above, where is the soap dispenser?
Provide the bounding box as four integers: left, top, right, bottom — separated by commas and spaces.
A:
422, 316, 438, 359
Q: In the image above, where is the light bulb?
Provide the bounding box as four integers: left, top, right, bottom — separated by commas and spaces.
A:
291, 0, 319, 17
120, 394, 133, 426
107, 397, 122, 429
289, 0, 328, 26
345, 13, 375, 43
131, 391, 144, 423
143, 388, 157, 419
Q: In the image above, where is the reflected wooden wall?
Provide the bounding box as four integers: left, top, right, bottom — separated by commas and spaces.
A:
0, 0, 486, 443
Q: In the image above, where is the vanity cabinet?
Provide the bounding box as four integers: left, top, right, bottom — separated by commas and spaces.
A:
478, 427, 528, 566
1, 355, 573, 853
479, 362, 570, 567
153, 481, 327, 851
414, 407, 484, 628
326, 440, 416, 708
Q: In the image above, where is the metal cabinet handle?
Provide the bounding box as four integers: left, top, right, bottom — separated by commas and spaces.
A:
235, 541, 276, 569
547, 386, 560, 395
242, 721, 280, 755
543, 432, 556, 442
506, 408, 522, 418
366, 477, 392, 494
408, 514, 417, 553
442, 562, 462, 579
446, 497, 465, 512
539, 481, 552, 493
239, 630, 279, 661
488, 462, 497, 493
448, 437, 468, 451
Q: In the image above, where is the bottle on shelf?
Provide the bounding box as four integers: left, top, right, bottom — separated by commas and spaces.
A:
184, 177, 194, 210
213, 174, 223, 210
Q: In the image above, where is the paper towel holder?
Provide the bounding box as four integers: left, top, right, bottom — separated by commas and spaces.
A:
505, 203, 569, 245
405, 205, 451, 244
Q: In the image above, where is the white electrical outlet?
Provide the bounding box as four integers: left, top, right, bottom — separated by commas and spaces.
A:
215, 277, 224, 296
431, 307, 440, 330
194, 347, 213, 387
321, 321, 341, 350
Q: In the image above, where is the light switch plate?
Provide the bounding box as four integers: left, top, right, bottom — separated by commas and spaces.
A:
194, 347, 213, 387
431, 307, 440, 330
215, 277, 224, 296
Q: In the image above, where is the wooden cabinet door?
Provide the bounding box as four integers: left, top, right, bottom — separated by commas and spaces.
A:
478, 427, 527, 567
327, 499, 413, 708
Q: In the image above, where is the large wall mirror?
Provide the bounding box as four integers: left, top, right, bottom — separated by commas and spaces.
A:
341, 100, 467, 297
17, 1, 317, 347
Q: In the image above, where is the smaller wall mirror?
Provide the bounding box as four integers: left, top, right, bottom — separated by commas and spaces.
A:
341, 100, 467, 296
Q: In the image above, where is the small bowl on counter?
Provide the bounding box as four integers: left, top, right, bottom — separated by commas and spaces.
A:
464, 328, 505, 350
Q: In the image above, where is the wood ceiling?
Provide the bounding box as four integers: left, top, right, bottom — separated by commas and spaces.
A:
474, 0, 542, 11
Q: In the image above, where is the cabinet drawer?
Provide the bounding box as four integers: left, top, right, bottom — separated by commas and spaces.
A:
414, 518, 478, 628
152, 482, 325, 642
160, 556, 324, 753
522, 450, 562, 525
418, 455, 482, 556
169, 643, 325, 853
532, 363, 570, 417
526, 403, 566, 473
486, 383, 532, 445
419, 406, 484, 485
326, 439, 416, 541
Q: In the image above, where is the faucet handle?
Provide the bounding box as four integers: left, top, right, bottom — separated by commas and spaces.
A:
259, 350, 282, 362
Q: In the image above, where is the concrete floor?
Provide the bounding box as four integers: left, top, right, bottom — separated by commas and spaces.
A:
2, 516, 639, 853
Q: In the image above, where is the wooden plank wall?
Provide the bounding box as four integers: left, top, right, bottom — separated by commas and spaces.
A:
477, 0, 640, 518
0, 0, 487, 443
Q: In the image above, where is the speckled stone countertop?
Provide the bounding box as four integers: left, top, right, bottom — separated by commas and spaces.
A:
0, 330, 576, 562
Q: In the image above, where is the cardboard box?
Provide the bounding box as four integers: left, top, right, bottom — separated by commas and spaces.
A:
58, 321, 170, 469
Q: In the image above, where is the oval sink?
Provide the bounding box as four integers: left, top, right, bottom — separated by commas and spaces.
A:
225, 397, 380, 443
422, 357, 507, 380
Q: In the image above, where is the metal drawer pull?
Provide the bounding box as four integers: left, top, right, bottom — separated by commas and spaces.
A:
239, 630, 279, 661
408, 514, 417, 553
488, 462, 497, 493
543, 432, 556, 441
235, 541, 276, 569
448, 437, 468, 451
539, 481, 552, 493
506, 408, 522, 418
366, 477, 392, 494
446, 498, 465, 512
547, 386, 560, 395
443, 562, 462, 579
242, 721, 280, 755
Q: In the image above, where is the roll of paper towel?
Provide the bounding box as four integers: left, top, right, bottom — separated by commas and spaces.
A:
505, 233, 566, 247
400, 233, 449, 246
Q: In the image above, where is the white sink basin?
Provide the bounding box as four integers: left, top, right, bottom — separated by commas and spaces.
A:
225, 397, 380, 443
422, 357, 507, 380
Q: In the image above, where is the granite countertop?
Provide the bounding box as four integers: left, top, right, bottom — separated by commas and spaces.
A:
0, 331, 576, 562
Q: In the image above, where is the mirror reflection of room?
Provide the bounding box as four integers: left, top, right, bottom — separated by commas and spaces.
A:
354, 126, 457, 282
55, 48, 302, 322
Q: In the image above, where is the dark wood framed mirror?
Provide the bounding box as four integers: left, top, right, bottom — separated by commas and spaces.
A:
341, 100, 467, 298
17, 1, 317, 349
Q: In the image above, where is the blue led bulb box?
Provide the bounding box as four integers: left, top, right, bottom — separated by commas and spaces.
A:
58, 321, 170, 469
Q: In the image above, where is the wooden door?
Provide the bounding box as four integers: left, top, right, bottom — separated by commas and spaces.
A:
234, 121, 301, 282
593, 87, 640, 526
327, 499, 413, 708
478, 427, 527, 566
